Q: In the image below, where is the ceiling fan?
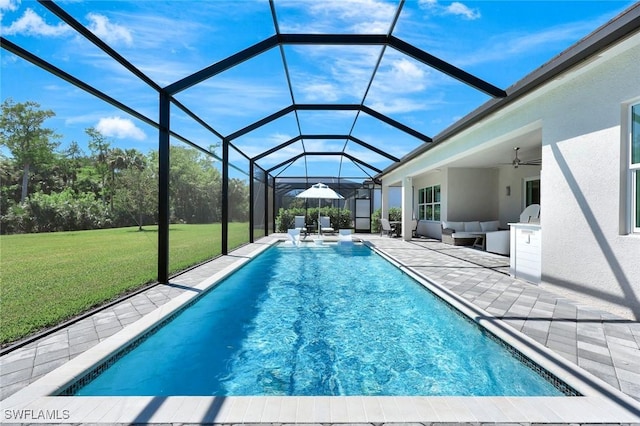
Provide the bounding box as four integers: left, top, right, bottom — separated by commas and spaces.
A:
510, 147, 541, 168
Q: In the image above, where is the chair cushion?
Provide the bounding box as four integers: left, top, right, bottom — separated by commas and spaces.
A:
443, 221, 464, 232
480, 220, 500, 232
416, 220, 429, 236
452, 232, 476, 239
464, 221, 482, 232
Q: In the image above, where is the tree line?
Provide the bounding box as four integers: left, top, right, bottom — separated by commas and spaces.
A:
0, 99, 249, 235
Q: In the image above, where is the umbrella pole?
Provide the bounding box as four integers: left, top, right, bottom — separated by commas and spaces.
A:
318, 199, 321, 236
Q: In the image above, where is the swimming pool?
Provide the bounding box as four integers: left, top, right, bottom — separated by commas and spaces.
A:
67, 242, 572, 397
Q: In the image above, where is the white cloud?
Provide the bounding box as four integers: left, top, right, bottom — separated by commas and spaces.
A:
388, 58, 426, 88
418, 0, 480, 20
502, 23, 590, 55
364, 53, 452, 115
240, 132, 299, 160
446, 2, 480, 20
0, 0, 18, 21
458, 19, 599, 67
367, 97, 430, 115
418, 0, 437, 6
299, 81, 340, 102
370, 56, 430, 99
344, 144, 391, 163
278, 0, 398, 34
0, 0, 19, 12
86, 13, 133, 46
2, 8, 72, 36
96, 117, 146, 141
179, 78, 290, 130
107, 10, 207, 51
303, 139, 346, 152
288, 45, 381, 104
268, 132, 296, 145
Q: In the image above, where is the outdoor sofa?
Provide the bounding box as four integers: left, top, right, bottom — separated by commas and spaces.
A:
441, 220, 501, 246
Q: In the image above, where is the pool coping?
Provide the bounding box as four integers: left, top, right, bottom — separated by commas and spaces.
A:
2, 237, 640, 424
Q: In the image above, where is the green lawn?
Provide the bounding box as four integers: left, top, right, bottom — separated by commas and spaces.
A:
0, 223, 250, 345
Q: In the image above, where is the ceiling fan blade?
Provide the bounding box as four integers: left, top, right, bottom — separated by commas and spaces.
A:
522, 159, 542, 165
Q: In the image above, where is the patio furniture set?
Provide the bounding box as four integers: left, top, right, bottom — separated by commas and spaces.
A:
378, 204, 541, 257
438, 204, 541, 256
440, 219, 509, 254
294, 215, 336, 238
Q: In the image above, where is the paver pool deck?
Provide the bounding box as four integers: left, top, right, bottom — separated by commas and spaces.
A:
1, 234, 639, 424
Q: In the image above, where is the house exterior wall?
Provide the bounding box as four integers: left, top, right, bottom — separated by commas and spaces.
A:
412, 172, 446, 238
497, 165, 542, 227
381, 30, 640, 319
538, 38, 640, 319
446, 168, 498, 222
409, 168, 498, 237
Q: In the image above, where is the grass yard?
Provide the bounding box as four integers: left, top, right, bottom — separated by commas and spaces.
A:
0, 223, 250, 345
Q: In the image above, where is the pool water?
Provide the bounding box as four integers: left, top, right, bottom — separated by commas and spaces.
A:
74, 243, 566, 396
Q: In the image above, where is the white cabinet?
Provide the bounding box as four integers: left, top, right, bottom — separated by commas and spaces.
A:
509, 223, 541, 284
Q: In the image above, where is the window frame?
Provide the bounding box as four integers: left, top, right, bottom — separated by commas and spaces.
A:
523, 176, 541, 209
630, 103, 640, 233
418, 184, 441, 221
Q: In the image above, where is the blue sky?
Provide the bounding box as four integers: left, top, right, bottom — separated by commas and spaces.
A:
1, 0, 634, 181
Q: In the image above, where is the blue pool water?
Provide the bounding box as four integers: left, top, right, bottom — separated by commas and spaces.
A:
74, 243, 567, 396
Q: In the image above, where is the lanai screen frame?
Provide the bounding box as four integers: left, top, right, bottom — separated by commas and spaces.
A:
0, 0, 507, 283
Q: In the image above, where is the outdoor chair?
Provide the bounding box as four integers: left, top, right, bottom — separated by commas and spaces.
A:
380, 218, 396, 237
294, 215, 308, 237
320, 216, 335, 234
485, 230, 510, 255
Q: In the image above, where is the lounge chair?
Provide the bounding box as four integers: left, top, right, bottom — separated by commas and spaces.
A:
411, 219, 418, 238
285, 228, 301, 246
338, 229, 353, 244
320, 216, 335, 235
380, 218, 396, 237
294, 215, 308, 237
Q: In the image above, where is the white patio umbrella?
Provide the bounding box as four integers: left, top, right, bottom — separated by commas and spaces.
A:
295, 183, 344, 236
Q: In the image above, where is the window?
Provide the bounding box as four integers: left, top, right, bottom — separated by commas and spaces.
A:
418, 185, 441, 221
524, 177, 540, 207
632, 103, 640, 232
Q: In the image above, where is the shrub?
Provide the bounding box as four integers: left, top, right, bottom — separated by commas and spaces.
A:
275, 207, 352, 232
371, 207, 401, 233
0, 189, 112, 233
0, 203, 27, 234
275, 207, 307, 232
